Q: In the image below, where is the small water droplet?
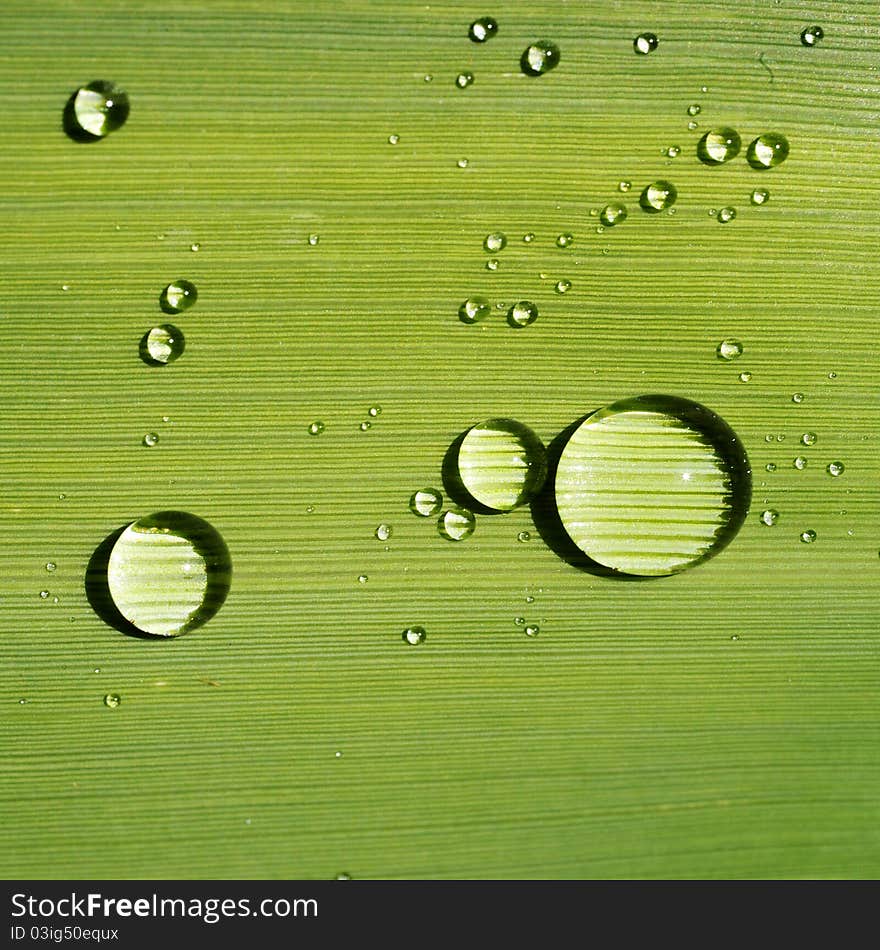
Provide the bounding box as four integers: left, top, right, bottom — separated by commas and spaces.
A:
794, 456, 808, 470
508, 300, 539, 328
368, 406, 381, 418
525, 595, 535, 604
792, 392, 805, 404
716, 339, 743, 361
308, 420, 325, 436
640, 180, 677, 213
751, 188, 770, 206
189, 243, 201, 252
68, 80, 129, 139
469, 17, 498, 43
600, 202, 628, 227
143, 432, 159, 447
159, 279, 197, 315
776, 435, 786, 442
555, 279, 572, 294
39, 590, 50, 599
402, 625, 427, 645
697, 127, 742, 165
486, 258, 500, 271
334, 750, 343, 758
141, 324, 185, 366
524, 624, 540, 638
514, 616, 525, 625
308, 234, 319, 246
375, 523, 393, 541
800, 25, 824, 46
801, 432, 817, 446
357, 574, 368, 585
765, 463, 777, 472
410, 488, 443, 518
438, 508, 476, 541
459, 296, 491, 325
52, 596, 59, 604
359, 421, 372, 431
46, 562, 57, 573
522, 232, 535, 243
305, 505, 315, 514
94, 668, 101, 674
424, 74, 433, 83
828, 371, 837, 379
335, 872, 352, 880
800, 529, 817, 544
484, 232, 507, 253
730, 634, 740, 642
61, 283, 70, 292
665, 144, 681, 158
633, 32, 659, 55
827, 461, 844, 476
747, 133, 790, 169
761, 509, 779, 526
687, 104, 702, 116
618, 181, 632, 193
103, 693, 121, 708
717, 207, 737, 224
687, 121, 698, 131
388, 133, 399, 145
19, 698, 28, 705
556, 233, 573, 247
517, 530, 531, 543
457, 158, 469, 168
521, 40, 561, 76
455, 71, 475, 89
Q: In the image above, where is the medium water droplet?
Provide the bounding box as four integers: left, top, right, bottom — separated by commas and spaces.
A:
751, 188, 770, 205
159, 279, 197, 315
827, 461, 844, 477
308, 234, 320, 246
459, 296, 491, 324
640, 180, 677, 213
600, 203, 628, 227
761, 509, 779, 526
738, 371, 752, 382
687, 104, 702, 116
524, 624, 540, 638
517, 530, 531, 543
388, 133, 400, 145
143, 432, 159, 447
521, 40, 561, 76
792, 392, 805, 404
507, 300, 539, 328
410, 488, 443, 518
717, 207, 737, 224
469, 17, 498, 42
716, 339, 743, 361
308, 421, 325, 436
455, 71, 474, 88
402, 625, 427, 645
522, 232, 535, 243
747, 133, 790, 169
438, 508, 476, 541
556, 233, 573, 248
375, 523, 393, 541
555, 279, 572, 294
103, 511, 232, 637
68, 80, 129, 139
454, 418, 547, 511
800, 25, 824, 46
800, 529, 817, 543
697, 127, 742, 165
793, 456, 808, 470
801, 432, 817, 446
618, 181, 632, 193
140, 324, 185, 366
553, 395, 751, 576
484, 232, 507, 253
46, 562, 57, 573
103, 693, 121, 708
633, 33, 659, 55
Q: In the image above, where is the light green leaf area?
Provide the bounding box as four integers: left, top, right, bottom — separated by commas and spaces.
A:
1, 1, 878, 879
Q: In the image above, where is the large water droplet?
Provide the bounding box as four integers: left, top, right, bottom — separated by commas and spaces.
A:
459, 296, 491, 324
438, 508, 476, 541
140, 324, 185, 366
521, 40, 561, 76
452, 418, 547, 512
410, 488, 443, 518
101, 512, 232, 637
553, 395, 752, 576
159, 279, 197, 314
697, 128, 742, 165
67, 81, 129, 140
640, 180, 677, 213
747, 133, 790, 169
469, 17, 498, 42
402, 625, 427, 645
633, 33, 659, 55
507, 300, 539, 328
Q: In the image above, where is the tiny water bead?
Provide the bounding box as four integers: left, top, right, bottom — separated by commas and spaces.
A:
524, 625, 540, 638
514, 616, 525, 626
484, 232, 507, 253
521, 40, 561, 76
794, 456, 808, 470
555, 279, 572, 294
103, 694, 121, 708
387, 133, 399, 145
717, 207, 737, 225
517, 530, 531, 543
600, 203, 627, 227
827, 461, 845, 477
486, 259, 500, 272
801, 25, 824, 46
747, 133, 790, 169
410, 488, 443, 518
308, 234, 319, 246
459, 296, 491, 325
159, 279, 197, 314
375, 523, 393, 541
454, 418, 547, 512
68, 80, 130, 139
508, 301, 539, 328
103, 511, 232, 638
738, 371, 752, 382
687, 104, 702, 116
357, 574, 368, 584
792, 392, 805, 404
39, 590, 49, 599
716, 339, 744, 361
618, 181, 632, 193
553, 395, 752, 577
751, 188, 770, 205
801, 432, 817, 446
633, 32, 659, 55
556, 233, 573, 248
438, 508, 476, 541
143, 432, 159, 447
761, 509, 779, 526
665, 145, 681, 159
800, 530, 817, 544
455, 72, 474, 88
687, 121, 698, 131
359, 421, 372, 431
697, 127, 742, 165
468, 17, 498, 42
368, 406, 381, 418
402, 626, 427, 645
766, 463, 777, 472
46, 562, 57, 573
140, 324, 185, 366
457, 158, 469, 168
640, 180, 677, 213
190, 243, 201, 252
522, 232, 535, 243
308, 421, 325, 436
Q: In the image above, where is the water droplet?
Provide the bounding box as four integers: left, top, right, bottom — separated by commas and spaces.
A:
140, 324, 185, 366
665, 145, 681, 158
766, 463, 777, 472
697, 127, 742, 165
335, 872, 352, 881
62, 283, 70, 292
484, 232, 507, 253
162, 415, 171, 423
334, 751, 343, 758
716, 339, 743, 361
52, 596, 59, 604
438, 508, 476, 541
453, 418, 547, 511
103, 693, 121, 708
776, 435, 785, 442
793, 456, 808, 470
455, 72, 474, 89
410, 488, 443, 518
514, 616, 525, 626
486, 258, 500, 271
521, 40, 561, 76
522, 232, 535, 243
359, 421, 372, 431
792, 392, 805, 404
640, 180, 677, 213
517, 530, 531, 543
687, 104, 702, 116
143, 432, 159, 447
600, 203, 628, 227
308, 420, 325, 436
524, 624, 540, 638
159, 279, 197, 315
402, 625, 427, 645
424, 74, 433, 83
68, 80, 129, 139
507, 300, 539, 328
800, 25, 824, 46
190, 243, 201, 252
308, 234, 319, 246
39, 590, 49, 599
738, 371, 752, 382
555, 279, 572, 294
800, 529, 817, 544
525, 595, 535, 604
633, 32, 659, 55
357, 574, 368, 585
730, 635, 740, 642
375, 523, 393, 541
457, 158, 469, 168
388, 133, 399, 145
93, 668, 101, 674
751, 188, 770, 205
828, 371, 837, 379
469, 17, 498, 43
459, 296, 491, 324
747, 133, 790, 169
103, 511, 232, 637
827, 461, 845, 477
368, 406, 381, 418
761, 509, 779, 526
554, 395, 751, 576
717, 207, 737, 224
46, 562, 57, 573
556, 233, 573, 248
305, 505, 315, 514
801, 432, 817, 446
